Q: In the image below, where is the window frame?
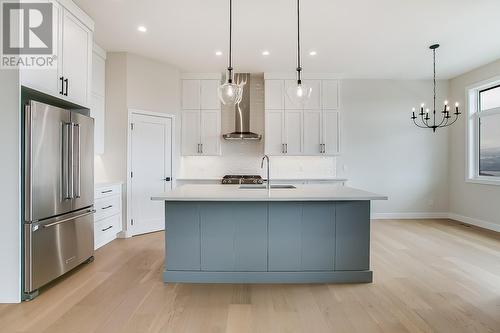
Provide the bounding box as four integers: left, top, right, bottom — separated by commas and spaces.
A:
466, 76, 500, 186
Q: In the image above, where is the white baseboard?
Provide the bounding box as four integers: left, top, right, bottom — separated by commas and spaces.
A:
372, 212, 500, 233
117, 230, 132, 238
448, 213, 500, 233
371, 212, 449, 220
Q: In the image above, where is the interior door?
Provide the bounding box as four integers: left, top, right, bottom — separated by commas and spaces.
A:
62, 10, 91, 106
70, 112, 94, 211
26, 101, 72, 222
130, 113, 172, 235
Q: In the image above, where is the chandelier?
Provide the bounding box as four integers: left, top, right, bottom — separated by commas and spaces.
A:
411, 44, 461, 132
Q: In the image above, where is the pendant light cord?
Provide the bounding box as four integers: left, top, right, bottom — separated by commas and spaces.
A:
227, 0, 233, 83
296, 0, 302, 84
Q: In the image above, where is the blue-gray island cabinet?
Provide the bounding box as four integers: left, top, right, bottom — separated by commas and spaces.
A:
152, 185, 387, 284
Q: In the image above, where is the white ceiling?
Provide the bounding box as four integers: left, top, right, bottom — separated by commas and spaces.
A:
75, 0, 500, 79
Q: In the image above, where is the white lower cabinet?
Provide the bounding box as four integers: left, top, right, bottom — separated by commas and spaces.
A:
94, 183, 122, 250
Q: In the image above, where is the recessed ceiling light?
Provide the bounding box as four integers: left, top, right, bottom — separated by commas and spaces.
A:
309, 51, 317, 56
262, 50, 270, 56
215, 51, 223, 56
137, 26, 147, 32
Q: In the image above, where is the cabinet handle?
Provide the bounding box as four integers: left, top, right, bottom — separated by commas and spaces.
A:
285, 143, 288, 154
59, 77, 64, 95
200, 143, 203, 154
197, 144, 200, 154
164, 177, 171, 182
101, 226, 113, 232
101, 205, 113, 210
101, 190, 113, 194
64, 78, 69, 96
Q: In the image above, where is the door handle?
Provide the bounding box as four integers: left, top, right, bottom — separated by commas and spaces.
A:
62, 123, 72, 200
68, 123, 74, 199
43, 209, 96, 228
59, 77, 64, 95
74, 124, 81, 198
64, 78, 69, 96
164, 177, 171, 182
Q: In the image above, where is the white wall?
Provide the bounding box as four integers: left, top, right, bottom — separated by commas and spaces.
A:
449, 59, 500, 230
97, 52, 181, 233
0, 70, 21, 303
179, 74, 338, 179
337, 80, 450, 216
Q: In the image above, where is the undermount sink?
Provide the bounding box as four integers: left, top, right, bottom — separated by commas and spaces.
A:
239, 184, 296, 189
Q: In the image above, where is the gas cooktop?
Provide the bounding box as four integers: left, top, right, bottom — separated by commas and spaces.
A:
221, 175, 263, 185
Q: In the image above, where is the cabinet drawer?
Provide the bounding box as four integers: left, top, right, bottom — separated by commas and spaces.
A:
95, 184, 121, 199
94, 195, 121, 221
94, 214, 121, 250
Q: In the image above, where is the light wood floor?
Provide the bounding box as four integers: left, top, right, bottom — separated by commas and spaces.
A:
1, 219, 500, 333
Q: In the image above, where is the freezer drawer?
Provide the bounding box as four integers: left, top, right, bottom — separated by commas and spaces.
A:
24, 208, 95, 293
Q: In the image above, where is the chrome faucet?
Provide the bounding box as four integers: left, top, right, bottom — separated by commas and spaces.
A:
261, 155, 270, 190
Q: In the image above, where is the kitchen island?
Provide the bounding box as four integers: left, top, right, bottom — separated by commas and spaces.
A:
152, 185, 387, 284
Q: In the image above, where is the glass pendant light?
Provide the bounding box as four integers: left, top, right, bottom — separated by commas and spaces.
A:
286, 0, 312, 106
218, 0, 243, 105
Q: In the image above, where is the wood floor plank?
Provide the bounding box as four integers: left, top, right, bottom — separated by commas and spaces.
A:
1, 219, 500, 333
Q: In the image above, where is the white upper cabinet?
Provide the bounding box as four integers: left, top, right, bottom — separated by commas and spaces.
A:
322, 80, 340, 109
91, 44, 106, 155
264, 75, 341, 156
322, 111, 340, 155
61, 10, 92, 106
20, 0, 94, 108
284, 110, 302, 155
182, 80, 201, 110
20, 1, 62, 97
200, 80, 221, 109
265, 110, 285, 155
303, 110, 322, 154
265, 80, 284, 109
181, 74, 222, 156
200, 110, 221, 155
181, 110, 201, 155
303, 80, 321, 110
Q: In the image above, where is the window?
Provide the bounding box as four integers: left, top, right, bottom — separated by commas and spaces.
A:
467, 79, 500, 184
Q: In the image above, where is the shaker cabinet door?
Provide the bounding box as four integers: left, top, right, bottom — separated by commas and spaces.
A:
265, 110, 285, 155
182, 80, 200, 109
303, 110, 322, 155
61, 10, 92, 106
200, 110, 221, 156
181, 110, 201, 155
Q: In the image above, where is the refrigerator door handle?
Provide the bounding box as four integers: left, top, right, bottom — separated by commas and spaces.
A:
24, 104, 33, 222
62, 123, 72, 200
43, 209, 96, 228
68, 123, 74, 199
74, 124, 81, 198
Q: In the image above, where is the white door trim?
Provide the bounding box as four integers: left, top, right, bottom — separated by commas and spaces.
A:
124, 109, 176, 238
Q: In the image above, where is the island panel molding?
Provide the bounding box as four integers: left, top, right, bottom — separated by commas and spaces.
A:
161, 198, 374, 284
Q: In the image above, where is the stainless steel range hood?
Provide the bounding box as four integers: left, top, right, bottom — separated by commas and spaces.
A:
223, 73, 262, 140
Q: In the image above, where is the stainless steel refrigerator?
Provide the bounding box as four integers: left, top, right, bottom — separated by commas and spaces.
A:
24, 100, 95, 298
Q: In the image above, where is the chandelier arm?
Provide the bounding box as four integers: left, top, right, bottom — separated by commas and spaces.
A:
412, 118, 428, 128
436, 113, 448, 127
443, 114, 460, 127
420, 111, 431, 127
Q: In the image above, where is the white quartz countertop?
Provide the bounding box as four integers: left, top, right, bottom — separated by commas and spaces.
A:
151, 184, 387, 202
